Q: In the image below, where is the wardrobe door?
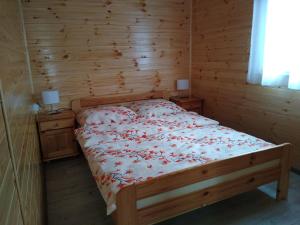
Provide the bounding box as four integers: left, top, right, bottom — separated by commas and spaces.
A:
0, 99, 24, 225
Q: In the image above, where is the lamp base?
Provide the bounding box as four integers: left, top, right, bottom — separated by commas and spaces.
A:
47, 109, 63, 115
46, 103, 62, 114
177, 90, 190, 98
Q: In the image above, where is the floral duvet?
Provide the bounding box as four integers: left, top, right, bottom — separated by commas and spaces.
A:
75, 111, 274, 215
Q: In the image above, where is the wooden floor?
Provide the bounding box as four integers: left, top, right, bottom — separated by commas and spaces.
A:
46, 155, 300, 225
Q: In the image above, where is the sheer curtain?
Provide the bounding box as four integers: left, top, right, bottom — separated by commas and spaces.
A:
248, 0, 300, 90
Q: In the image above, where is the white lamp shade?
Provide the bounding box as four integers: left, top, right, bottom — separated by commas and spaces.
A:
177, 79, 189, 90
42, 90, 60, 105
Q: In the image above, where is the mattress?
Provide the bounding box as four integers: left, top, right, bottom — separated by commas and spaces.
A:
75, 103, 275, 215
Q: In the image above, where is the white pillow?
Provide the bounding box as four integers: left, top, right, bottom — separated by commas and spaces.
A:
129, 99, 185, 118
76, 106, 137, 126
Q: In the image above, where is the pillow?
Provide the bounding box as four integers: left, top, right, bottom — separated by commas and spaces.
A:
153, 111, 219, 127
76, 106, 137, 126
128, 99, 185, 118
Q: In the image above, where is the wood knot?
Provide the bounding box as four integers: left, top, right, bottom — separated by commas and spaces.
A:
249, 154, 256, 165
114, 50, 123, 58
117, 73, 125, 88
203, 191, 209, 196
202, 169, 208, 175
133, 59, 138, 67
160, 51, 165, 58
248, 177, 255, 183
104, 0, 112, 6
153, 73, 161, 87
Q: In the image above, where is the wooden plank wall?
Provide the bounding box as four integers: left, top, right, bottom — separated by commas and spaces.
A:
22, 0, 191, 108
0, 0, 43, 225
191, 0, 300, 169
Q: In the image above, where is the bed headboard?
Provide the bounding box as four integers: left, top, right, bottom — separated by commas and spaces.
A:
71, 91, 170, 113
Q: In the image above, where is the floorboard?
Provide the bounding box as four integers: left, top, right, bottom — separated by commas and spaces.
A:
46, 155, 300, 225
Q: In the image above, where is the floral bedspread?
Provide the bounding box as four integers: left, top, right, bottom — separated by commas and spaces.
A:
75, 113, 274, 215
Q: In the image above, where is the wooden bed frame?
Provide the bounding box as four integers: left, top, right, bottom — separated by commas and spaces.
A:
71, 91, 292, 225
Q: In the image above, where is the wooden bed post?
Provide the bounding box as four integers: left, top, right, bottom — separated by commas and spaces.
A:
276, 144, 292, 200
116, 185, 138, 225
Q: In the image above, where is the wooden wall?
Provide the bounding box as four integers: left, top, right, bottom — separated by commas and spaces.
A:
23, 0, 191, 108
0, 0, 44, 225
191, 0, 300, 169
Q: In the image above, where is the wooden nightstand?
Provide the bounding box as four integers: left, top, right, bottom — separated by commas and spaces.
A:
37, 110, 79, 162
170, 96, 204, 114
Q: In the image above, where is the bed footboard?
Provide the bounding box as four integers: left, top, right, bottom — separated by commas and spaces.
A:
114, 144, 292, 225
276, 144, 291, 200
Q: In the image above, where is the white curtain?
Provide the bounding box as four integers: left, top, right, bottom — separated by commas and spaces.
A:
248, 0, 300, 90
248, 0, 268, 85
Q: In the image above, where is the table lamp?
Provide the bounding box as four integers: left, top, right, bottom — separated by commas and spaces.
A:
42, 90, 60, 114
176, 79, 189, 97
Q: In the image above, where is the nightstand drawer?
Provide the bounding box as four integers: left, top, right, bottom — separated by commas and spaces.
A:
39, 118, 74, 131
178, 101, 202, 110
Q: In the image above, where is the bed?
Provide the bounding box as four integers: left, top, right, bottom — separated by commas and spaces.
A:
72, 91, 292, 225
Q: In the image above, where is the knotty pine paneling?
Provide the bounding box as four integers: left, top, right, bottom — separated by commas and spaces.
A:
191, 0, 300, 169
0, 0, 43, 224
23, 0, 191, 107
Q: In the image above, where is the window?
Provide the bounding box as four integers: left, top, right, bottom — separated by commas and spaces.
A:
248, 0, 300, 90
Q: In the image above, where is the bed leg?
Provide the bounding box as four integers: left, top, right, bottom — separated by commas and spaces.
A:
276, 145, 292, 201
116, 185, 138, 225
